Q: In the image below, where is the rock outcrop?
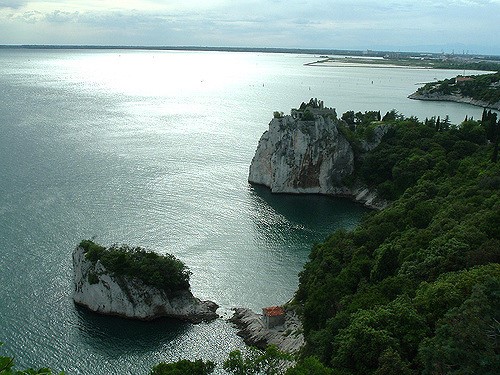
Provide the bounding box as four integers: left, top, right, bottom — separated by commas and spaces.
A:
248, 101, 389, 209
72, 245, 218, 323
249, 115, 354, 194
229, 307, 304, 353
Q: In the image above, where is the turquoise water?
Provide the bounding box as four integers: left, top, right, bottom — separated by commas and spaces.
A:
0, 49, 486, 374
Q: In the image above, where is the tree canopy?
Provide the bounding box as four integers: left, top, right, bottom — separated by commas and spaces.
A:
293, 114, 500, 374
79, 240, 192, 295
150, 359, 215, 375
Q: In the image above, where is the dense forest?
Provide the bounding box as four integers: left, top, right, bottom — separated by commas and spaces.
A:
415, 72, 500, 106
293, 110, 500, 374
2, 111, 499, 374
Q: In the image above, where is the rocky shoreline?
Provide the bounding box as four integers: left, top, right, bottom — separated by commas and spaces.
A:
338, 184, 389, 210
229, 307, 304, 353
408, 92, 500, 111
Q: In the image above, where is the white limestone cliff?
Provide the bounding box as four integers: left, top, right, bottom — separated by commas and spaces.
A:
248, 108, 389, 209
72, 246, 218, 323
249, 115, 354, 194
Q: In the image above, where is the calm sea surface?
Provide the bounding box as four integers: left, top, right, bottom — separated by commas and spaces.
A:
0, 49, 487, 374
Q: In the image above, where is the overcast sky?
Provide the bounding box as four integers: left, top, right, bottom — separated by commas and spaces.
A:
0, 0, 499, 55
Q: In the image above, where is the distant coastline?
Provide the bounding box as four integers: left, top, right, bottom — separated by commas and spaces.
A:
408, 92, 500, 111
305, 56, 500, 71
1, 44, 500, 60
305, 57, 432, 69
3, 45, 500, 72
0, 45, 389, 55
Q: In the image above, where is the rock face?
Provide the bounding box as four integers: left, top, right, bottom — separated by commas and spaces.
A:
229, 307, 304, 353
72, 246, 218, 323
248, 106, 389, 209
249, 115, 354, 194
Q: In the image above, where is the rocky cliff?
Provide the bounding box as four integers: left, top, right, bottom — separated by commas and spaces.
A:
248, 103, 389, 209
249, 115, 354, 194
72, 245, 218, 323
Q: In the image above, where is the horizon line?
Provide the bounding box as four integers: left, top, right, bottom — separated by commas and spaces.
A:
1, 44, 499, 58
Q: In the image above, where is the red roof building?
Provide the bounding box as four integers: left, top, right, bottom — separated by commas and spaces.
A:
262, 306, 285, 328
456, 76, 474, 83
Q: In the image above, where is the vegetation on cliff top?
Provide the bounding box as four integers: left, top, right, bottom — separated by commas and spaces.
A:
293, 113, 500, 374
79, 240, 191, 295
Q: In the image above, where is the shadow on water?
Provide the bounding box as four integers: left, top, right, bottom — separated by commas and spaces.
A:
74, 305, 191, 357
248, 184, 370, 246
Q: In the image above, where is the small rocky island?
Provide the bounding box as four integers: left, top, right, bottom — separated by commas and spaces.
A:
248, 98, 389, 209
72, 240, 218, 323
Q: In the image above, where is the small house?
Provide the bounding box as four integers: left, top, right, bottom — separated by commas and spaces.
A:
456, 75, 473, 83
262, 306, 285, 329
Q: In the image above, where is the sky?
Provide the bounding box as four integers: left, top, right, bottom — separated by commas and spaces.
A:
0, 0, 499, 55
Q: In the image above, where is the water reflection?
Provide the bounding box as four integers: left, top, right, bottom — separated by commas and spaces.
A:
75, 306, 190, 357
248, 183, 369, 248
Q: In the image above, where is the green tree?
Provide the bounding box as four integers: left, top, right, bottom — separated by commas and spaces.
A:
0, 343, 64, 375
223, 349, 260, 375
286, 357, 333, 375
332, 322, 398, 374
438, 81, 452, 95
341, 110, 355, 128
301, 110, 315, 121
223, 345, 293, 375
331, 297, 427, 374
492, 118, 499, 163
374, 348, 414, 375
481, 110, 499, 162
382, 109, 398, 122
418, 284, 499, 375
150, 359, 215, 375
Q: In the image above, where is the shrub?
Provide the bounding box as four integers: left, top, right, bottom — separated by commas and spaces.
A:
150, 359, 215, 375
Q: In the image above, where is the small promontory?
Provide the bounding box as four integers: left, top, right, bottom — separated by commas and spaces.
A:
229, 306, 304, 353
248, 98, 389, 209
408, 72, 500, 111
72, 240, 218, 323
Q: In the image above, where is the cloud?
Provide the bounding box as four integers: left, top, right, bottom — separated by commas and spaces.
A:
45, 9, 79, 23
0, 0, 498, 54
0, 0, 27, 8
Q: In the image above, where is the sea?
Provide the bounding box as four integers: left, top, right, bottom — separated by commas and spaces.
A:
0, 49, 488, 374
